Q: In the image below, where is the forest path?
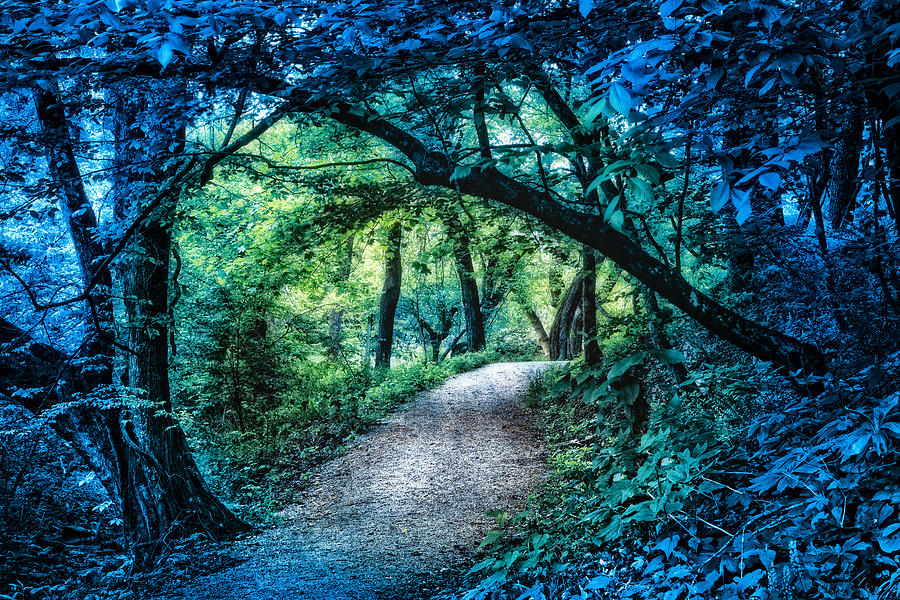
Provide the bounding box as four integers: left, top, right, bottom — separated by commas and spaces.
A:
159, 362, 552, 600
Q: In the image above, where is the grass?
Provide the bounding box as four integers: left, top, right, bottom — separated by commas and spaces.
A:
189, 350, 504, 523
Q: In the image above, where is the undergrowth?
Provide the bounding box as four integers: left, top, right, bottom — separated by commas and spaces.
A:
185, 350, 502, 523
455, 340, 900, 600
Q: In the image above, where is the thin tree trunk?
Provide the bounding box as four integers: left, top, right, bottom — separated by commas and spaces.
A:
523, 308, 551, 357
328, 237, 354, 358
829, 103, 864, 229
32, 86, 124, 503
569, 306, 583, 359
417, 306, 457, 362
363, 312, 374, 369
582, 246, 601, 364
375, 221, 402, 370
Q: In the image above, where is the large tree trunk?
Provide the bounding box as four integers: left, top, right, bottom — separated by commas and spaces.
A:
111, 86, 248, 567
116, 93, 248, 566
121, 205, 247, 567
582, 246, 601, 364
828, 103, 864, 230
375, 221, 402, 370
444, 211, 487, 351
19, 75, 286, 571
456, 168, 826, 374
549, 270, 584, 360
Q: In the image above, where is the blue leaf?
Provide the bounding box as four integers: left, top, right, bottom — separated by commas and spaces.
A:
758, 172, 781, 191
660, 0, 682, 19
579, 0, 594, 18
710, 181, 729, 212
732, 188, 751, 224
609, 83, 632, 115
157, 42, 173, 68
585, 574, 612, 590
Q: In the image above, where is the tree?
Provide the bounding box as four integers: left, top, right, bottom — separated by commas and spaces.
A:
443, 209, 486, 352
328, 237, 355, 358
375, 221, 403, 370
582, 246, 601, 364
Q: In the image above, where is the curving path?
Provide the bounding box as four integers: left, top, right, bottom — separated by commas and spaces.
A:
159, 362, 552, 600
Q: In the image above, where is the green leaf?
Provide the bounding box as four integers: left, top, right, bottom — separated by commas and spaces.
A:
585, 173, 608, 196
583, 98, 606, 125
634, 163, 661, 185
660, 0, 682, 19
628, 178, 654, 203
601, 159, 633, 178
450, 165, 471, 181
650, 348, 684, 364
603, 197, 619, 222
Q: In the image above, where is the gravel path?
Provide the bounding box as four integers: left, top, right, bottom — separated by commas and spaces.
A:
160, 362, 552, 600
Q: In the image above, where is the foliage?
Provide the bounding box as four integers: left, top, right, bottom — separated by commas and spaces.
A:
458, 342, 900, 600
187, 350, 502, 522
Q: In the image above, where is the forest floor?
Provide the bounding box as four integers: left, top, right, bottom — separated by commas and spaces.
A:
151, 361, 552, 600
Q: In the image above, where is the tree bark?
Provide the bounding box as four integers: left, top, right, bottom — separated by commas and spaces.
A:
569, 306, 583, 359
375, 221, 402, 370
582, 246, 601, 364
523, 308, 551, 357
549, 270, 584, 360
444, 211, 487, 351
828, 103, 864, 230
121, 210, 247, 567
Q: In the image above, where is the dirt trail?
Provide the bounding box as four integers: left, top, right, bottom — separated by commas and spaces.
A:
160, 362, 552, 600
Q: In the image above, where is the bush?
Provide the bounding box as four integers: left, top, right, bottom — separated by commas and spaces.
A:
189, 350, 501, 522
456, 350, 900, 600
